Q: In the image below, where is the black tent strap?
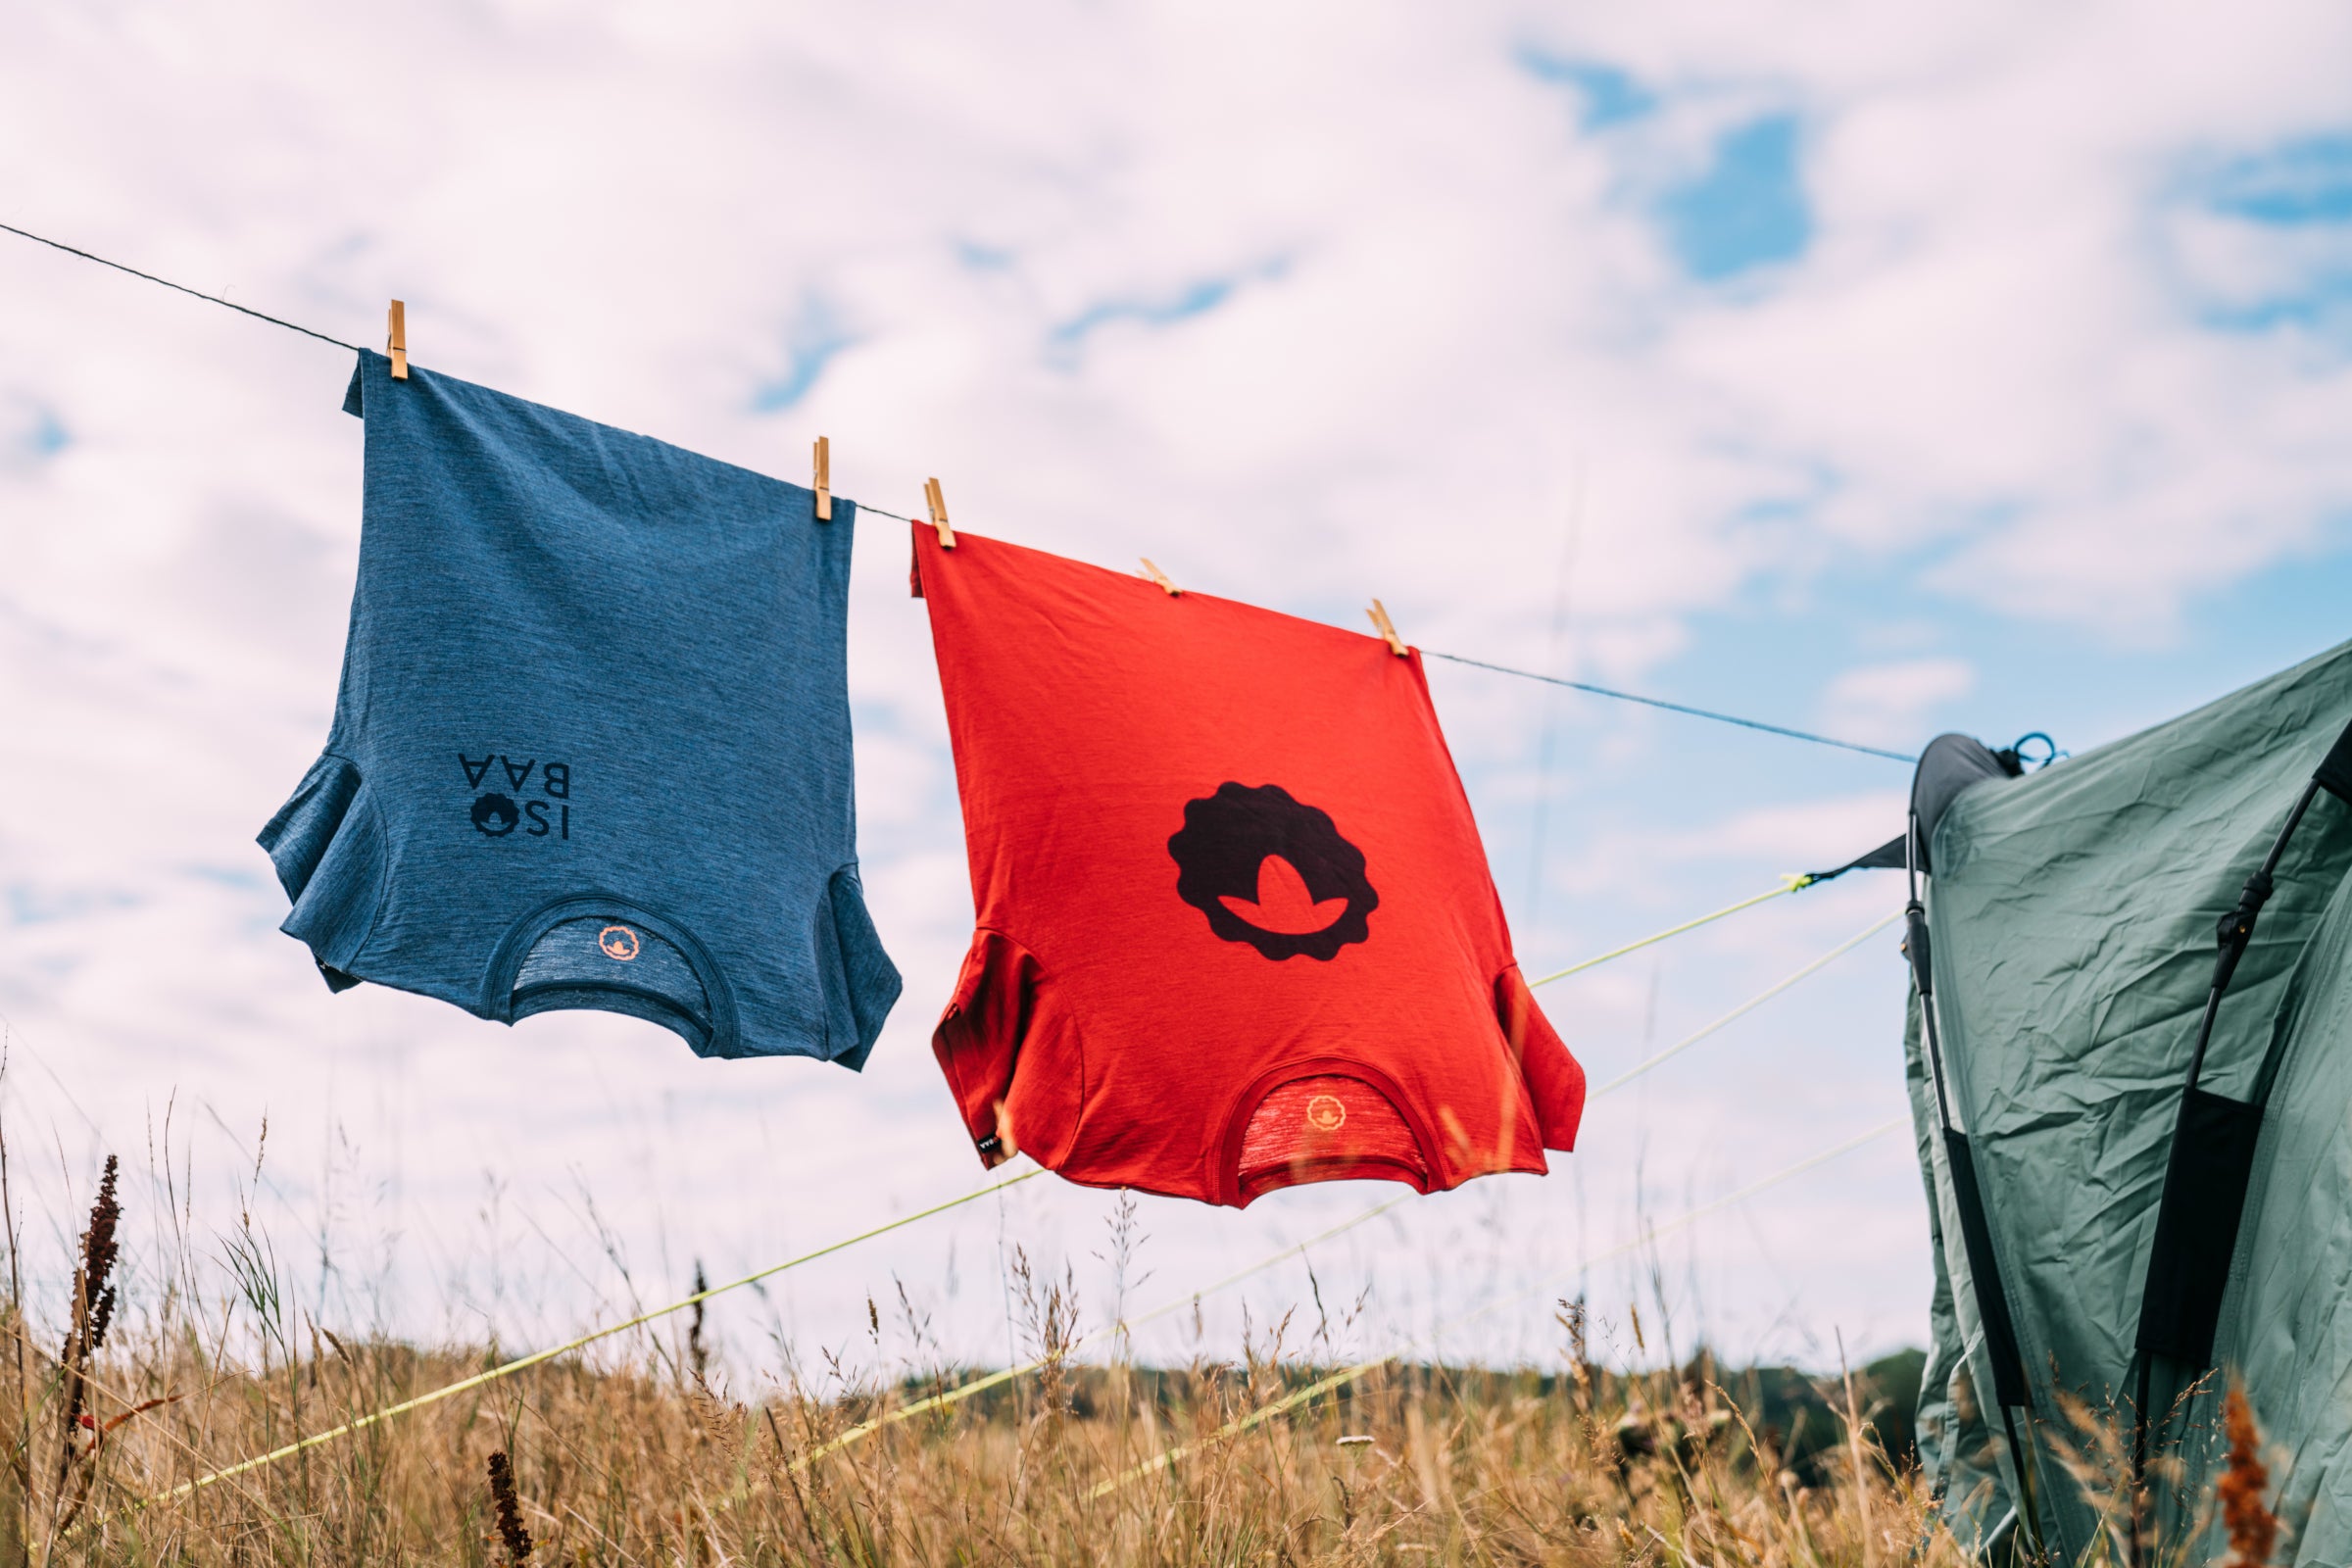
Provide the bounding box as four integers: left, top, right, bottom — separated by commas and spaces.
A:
2319, 719, 2352, 805
1805, 835, 1906, 885
2134, 753, 2339, 1367
1941, 1129, 2034, 1408
1425, 652, 1917, 762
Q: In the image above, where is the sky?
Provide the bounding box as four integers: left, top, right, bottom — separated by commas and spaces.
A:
4, 2, 2352, 1393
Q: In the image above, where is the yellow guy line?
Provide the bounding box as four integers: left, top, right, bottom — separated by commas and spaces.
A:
1586, 910, 1901, 1098
774, 905, 1897, 1477
1086, 1113, 1909, 1498
1526, 875, 1814, 989
152, 1168, 1042, 1502
177, 879, 1859, 1498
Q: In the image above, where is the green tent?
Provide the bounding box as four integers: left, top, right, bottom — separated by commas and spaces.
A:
1845, 640, 2352, 1562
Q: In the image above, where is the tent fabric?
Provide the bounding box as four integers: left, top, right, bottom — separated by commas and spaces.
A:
1906, 639, 2352, 1562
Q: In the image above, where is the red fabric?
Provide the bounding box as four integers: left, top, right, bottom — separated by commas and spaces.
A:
920, 526, 1585, 1207
1238, 1074, 1426, 1203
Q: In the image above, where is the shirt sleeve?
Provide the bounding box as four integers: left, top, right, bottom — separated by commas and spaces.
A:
931, 930, 1045, 1167
1495, 963, 1585, 1152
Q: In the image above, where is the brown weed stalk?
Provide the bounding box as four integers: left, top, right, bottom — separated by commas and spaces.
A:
2220, 1383, 2278, 1568
55, 1153, 121, 1486
486, 1448, 533, 1566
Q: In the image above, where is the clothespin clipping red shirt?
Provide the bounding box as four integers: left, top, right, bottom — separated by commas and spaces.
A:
925, 478, 956, 548
1138, 558, 1181, 596
387, 300, 409, 380
812, 436, 833, 522
1367, 599, 1407, 656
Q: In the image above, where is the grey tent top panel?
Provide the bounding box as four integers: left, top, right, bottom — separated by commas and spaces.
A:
1910, 733, 2013, 873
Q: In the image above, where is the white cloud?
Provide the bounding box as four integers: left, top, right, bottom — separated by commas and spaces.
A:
1821, 658, 1977, 747
0, 0, 2346, 1372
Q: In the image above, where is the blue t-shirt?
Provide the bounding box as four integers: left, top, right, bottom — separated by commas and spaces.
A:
259, 351, 900, 1064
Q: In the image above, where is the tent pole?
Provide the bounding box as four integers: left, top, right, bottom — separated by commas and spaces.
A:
1908, 814, 2049, 1561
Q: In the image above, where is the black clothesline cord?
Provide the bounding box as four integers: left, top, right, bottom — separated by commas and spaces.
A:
1, 220, 362, 353
1425, 652, 1918, 762
6, 218, 1923, 767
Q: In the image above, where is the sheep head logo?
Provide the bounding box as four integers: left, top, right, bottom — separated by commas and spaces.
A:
471, 793, 519, 837
1168, 782, 1377, 961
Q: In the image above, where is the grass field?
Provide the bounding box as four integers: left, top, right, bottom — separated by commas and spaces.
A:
11, 1336, 1954, 1566
0, 1140, 2284, 1567
0, 1148, 1995, 1567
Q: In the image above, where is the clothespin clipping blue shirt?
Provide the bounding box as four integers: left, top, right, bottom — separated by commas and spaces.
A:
387, 300, 409, 380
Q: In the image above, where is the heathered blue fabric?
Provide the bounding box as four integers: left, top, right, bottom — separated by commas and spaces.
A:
258, 351, 900, 1064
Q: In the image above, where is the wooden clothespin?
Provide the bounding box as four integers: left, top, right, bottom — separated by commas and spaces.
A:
387, 300, 409, 380
1367, 599, 1407, 656
812, 436, 833, 522
924, 477, 956, 548
1138, 558, 1181, 596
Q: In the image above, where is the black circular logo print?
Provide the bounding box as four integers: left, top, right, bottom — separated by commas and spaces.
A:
1168, 782, 1377, 961
471, 793, 519, 837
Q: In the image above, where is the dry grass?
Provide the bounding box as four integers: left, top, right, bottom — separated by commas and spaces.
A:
7, 1333, 1957, 1567
0, 1141, 1968, 1565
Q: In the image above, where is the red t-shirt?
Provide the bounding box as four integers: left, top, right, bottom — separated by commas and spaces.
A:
916, 526, 1585, 1207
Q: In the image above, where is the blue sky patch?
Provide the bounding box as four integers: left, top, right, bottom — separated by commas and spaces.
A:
2171, 133, 2352, 342
2198, 282, 2352, 335
956, 239, 1015, 271
1515, 48, 1656, 129
1047, 264, 1280, 362
1051, 277, 1235, 346
2206, 135, 2352, 226
752, 295, 857, 413
1657, 113, 1812, 281
182, 862, 267, 892
6, 881, 137, 926
12, 404, 68, 461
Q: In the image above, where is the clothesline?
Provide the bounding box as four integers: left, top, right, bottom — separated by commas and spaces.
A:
1424, 652, 1916, 763
0, 220, 364, 353
14, 211, 1929, 1494
4, 218, 1917, 767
